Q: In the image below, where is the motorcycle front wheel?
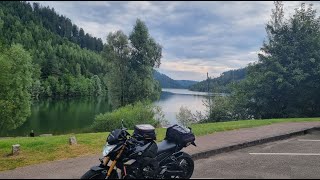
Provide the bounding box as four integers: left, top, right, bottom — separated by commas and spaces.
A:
80, 169, 118, 179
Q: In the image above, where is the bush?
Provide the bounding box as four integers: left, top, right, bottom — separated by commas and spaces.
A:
200, 95, 236, 123
176, 106, 203, 127
90, 101, 166, 132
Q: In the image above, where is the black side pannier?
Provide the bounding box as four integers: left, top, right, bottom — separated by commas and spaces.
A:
133, 124, 156, 141
165, 124, 195, 147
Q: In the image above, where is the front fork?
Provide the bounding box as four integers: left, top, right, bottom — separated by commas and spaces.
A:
100, 144, 126, 178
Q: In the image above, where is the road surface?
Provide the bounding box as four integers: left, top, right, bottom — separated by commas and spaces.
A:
192, 131, 320, 179
1, 123, 320, 179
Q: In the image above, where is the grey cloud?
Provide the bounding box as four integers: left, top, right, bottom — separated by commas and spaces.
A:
32, 1, 314, 81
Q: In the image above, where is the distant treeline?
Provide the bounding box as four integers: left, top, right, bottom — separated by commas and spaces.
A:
153, 70, 198, 89
189, 68, 246, 93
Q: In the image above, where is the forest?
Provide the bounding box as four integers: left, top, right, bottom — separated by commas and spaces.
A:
0, 1, 162, 131
0, 1, 107, 99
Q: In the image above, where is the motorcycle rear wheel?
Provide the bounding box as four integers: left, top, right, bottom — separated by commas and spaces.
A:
175, 152, 194, 179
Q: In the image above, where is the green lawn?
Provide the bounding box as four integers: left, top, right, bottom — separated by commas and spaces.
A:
0, 117, 319, 171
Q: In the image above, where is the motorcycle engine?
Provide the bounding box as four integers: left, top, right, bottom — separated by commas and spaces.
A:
124, 157, 160, 179
140, 157, 160, 179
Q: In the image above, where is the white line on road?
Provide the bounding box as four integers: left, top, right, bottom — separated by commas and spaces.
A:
249, 153, 320, 156
297, 139, 320, 142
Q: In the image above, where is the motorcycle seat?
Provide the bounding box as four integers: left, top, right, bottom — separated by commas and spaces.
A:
157, 140, 177, 154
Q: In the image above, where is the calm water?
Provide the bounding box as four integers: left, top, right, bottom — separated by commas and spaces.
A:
0, 97, 112, 137
154, 88, 209, 125
1, 89, 210, 137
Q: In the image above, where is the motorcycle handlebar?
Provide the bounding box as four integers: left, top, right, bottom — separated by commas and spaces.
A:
128, 137, 144, 146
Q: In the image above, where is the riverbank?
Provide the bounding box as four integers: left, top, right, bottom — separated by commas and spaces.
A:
3, 88, 207, 137
1, 117, 320, 171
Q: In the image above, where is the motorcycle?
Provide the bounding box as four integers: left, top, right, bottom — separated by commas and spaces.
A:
81, 120, 196, 179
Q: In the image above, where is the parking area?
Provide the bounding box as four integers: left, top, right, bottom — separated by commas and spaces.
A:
192, 130, 320, 179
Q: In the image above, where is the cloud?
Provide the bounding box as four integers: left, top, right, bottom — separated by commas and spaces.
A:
75, 21, 124, 41
32, 1, 319, 81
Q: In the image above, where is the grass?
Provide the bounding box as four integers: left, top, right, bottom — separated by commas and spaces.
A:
0, 117, 320, 171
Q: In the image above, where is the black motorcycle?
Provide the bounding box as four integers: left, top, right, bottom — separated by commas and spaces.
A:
81, 120, 196, 179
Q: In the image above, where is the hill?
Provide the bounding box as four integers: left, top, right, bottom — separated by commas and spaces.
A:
176, 80, 198, 88
153, 70, 198, 89
189, 68, 247, 92
0, 1, 107, 98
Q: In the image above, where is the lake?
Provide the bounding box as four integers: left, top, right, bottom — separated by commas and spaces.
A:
0, 88, 210, 137
154, 88, 210, 125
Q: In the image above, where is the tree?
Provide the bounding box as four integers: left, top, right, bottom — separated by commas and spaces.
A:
71, 24, 79, 41
230, 2, 320, 119
102, 19, 163, 109
127, 19, 162, 103
176, 106, 199, 127
75, 63, 81, 77
103, 30, 130, 108
30, 79, 42, 100
0, 44, 33, 131
204, 95, 236, 122
79, 28, 85, 48
0, 9, 4, 32
129, 19, 161, 69
91, 75, 102, 96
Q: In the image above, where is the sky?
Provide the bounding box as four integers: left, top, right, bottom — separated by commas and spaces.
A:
33, 1, 318, 81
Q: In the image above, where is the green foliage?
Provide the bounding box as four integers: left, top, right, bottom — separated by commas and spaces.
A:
176, 106, 202, 127
201, 92, 252, 123
128, 19, 162, 103
237, 2, 320, 118
91, 75, 102, 96
103, 19, 162, 108
0, 1, 103, 52
0, 1, 108, 98
206, 2, 320, 121
0, 44, 33, 131
189, 68, 247, 93
103, 30, 131, 108
30, 79, 42, 100
91, 102, 164, 132
203, 96, 234, 122
0, 2, 169, 132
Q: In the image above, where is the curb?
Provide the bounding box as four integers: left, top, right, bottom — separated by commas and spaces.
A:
190, 126, 320, 160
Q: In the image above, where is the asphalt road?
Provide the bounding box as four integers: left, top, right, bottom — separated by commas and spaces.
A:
192, 131, 320, 179
1, 130, 320, 179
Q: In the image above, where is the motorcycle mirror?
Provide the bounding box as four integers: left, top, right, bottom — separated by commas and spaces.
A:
191, 141, 197, 147
121, 119, 125, 129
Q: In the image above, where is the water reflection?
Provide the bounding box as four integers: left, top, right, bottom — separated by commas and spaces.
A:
1, 97, 112, 137
1, 89, 210, 137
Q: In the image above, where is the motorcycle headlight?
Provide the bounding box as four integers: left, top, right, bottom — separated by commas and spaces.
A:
102, 144, 116, 156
